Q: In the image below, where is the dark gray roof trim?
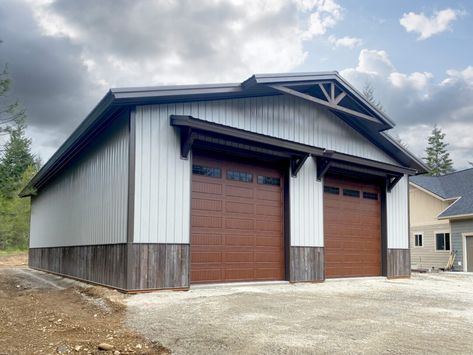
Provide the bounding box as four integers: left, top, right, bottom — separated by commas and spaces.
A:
21, 71, 427, 197
410, 168, 473, 218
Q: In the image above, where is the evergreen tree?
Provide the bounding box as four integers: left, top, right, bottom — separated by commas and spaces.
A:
0, 63, 26, 141
0, 121, 35, 198
0, 166, 36, 249
424, 126, 454, 176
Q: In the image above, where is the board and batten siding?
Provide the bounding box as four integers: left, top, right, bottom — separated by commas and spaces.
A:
387, 174, 409, 249
290, 158, 324, 247
30, 114, 129, 248
133, 94, 400, 244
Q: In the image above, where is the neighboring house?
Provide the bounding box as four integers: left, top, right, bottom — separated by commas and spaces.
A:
410, 169, 473, 272
21, 72, 427, 292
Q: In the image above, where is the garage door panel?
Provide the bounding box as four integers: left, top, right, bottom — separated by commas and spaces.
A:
192, 181, 223, 195
225, 185, 254, 198
255, 204, 281, 216
192, 198, 223, 212
256, 236, 283, 247
223, 252, 254, 262
191, 270, 222, 283
223, 269, 254, 281
324, 175, 381, 278
225, 235, 255, 246
191, 251, 222, 263
225, 218, 255, 230
192, 234, 223, 246
192, 215, 222, 228
191, 153, 284, 284
225, 201, 255, 214
255, 220, 281, 232
255, 189, 281, 202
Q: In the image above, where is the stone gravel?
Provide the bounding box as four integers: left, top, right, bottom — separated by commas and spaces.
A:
126, 273, 473, 354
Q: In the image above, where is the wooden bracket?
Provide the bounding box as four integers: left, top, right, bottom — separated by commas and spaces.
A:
316, 157, 332, 181
290, 155, 309, 177
387, 175, 402, 192
180, 127, 195, 159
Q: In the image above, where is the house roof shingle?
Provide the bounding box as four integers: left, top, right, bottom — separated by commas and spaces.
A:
410, 168, 473, 218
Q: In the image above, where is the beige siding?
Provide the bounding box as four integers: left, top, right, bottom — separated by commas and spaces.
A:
409, 185, 452, 227
410, 223, 451, 269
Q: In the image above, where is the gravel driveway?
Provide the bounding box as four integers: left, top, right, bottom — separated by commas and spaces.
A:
126, 273, 473, 354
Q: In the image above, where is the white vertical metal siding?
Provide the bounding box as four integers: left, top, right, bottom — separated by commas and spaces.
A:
290, 158, 324, 247
133, 94, 399, 244
30, 115, 129, 248
133, 105, 191, 244
387, 174, 409, 249
179, 95, 396, 164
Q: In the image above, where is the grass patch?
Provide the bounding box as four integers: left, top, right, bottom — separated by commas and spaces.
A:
0, 248, 28, 256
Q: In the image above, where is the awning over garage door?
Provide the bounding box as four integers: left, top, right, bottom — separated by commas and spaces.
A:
170, 115, 416, 188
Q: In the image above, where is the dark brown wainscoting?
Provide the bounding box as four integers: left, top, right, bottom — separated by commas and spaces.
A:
29, 244, 127, 289
29, 243, 190, 291
127, 244, 190, 291
387, 248, 410, 278
289, 246, 324, 282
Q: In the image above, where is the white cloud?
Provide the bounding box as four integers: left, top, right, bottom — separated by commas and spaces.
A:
300, 0, 343, 38
341, 49, 473, 169
26, 0, 346, 90
389, 72, 433, 91
400, 8, 465, 40
328, 35, 362, 49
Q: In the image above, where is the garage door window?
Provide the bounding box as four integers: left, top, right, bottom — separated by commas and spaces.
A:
324, 186, 340, 195
227, 170, 253, 183
363, 192, 378, 200
343, 189, 360, 198
257, 176, 280, 186
436, 233, 451, 251
192, 165, 221, 178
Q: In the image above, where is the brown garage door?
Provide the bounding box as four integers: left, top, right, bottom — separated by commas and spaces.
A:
191, 152, 285, 283
324, 175, 381, 278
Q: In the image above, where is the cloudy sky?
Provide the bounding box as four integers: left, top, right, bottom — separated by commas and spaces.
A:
1, 0, 472, 168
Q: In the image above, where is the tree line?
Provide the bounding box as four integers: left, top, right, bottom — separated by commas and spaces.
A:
363, 83, 456, 176
0, 56, 38, 250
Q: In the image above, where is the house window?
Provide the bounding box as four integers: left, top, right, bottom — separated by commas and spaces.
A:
414, 233, 423, 247
436, 232, 451, 251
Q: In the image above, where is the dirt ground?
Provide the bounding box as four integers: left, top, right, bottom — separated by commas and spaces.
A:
127, 273, 473, 355
0, 252, 28, 268
0, 255, 169, 355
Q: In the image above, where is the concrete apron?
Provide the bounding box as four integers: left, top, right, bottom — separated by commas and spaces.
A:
191, 280, 290, 289
190, 277, 390, 289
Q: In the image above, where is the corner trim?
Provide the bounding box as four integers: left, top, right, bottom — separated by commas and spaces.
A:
126, 108, 137, 290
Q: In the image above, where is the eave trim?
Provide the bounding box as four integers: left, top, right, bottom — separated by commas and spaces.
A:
170, 115, 417, 176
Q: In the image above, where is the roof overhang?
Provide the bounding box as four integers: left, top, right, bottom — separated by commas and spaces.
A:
170, 115, 417, 180
20, 71, 428, 197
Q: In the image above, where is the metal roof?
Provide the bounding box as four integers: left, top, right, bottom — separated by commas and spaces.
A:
410, 168, 473, 219
20, 72, 428, 197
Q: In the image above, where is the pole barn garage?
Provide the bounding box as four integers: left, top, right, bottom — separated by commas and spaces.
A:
22, 72, 427, 291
